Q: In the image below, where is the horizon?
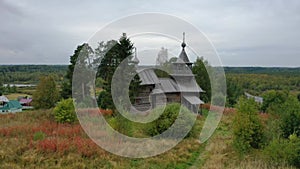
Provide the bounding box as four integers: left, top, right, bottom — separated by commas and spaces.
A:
0, 64, 300, 68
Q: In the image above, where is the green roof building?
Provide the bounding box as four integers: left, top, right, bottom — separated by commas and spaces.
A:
0, 100, 23, 113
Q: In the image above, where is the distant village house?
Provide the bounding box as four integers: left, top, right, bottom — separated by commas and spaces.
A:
0, 95, 33, 113
245, 92, 263, 104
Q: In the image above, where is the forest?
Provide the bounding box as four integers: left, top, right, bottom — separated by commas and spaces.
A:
1, 64, 300, 107
0, 65, 67, 84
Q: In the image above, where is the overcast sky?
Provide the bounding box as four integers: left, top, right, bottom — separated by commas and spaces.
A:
1, 0, 300, 66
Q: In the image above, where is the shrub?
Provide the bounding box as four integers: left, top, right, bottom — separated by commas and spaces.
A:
233, 97, 265, 153
97, 90, 114, 110
261, 90, 288, 113
54, 98, 77, 123
263, 135, 300, 168
264, 117, 282, 142
107, 111, 133, 136
147, 103, 196, 138
33, 131, 46, 141
33, 76, 60, 109
146, 104, 178, 136
278, 96, 300, 138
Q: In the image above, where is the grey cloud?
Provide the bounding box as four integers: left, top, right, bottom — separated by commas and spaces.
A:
0, 0, 299, 66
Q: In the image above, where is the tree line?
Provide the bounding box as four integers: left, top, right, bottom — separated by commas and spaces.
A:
0, 65, 67, 84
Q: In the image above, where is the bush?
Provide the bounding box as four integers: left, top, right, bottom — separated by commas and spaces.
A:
264, 117, 282, 142
263, 135, 300, 168
233, 97, 265, 153
107, 112, 133, 136
33, 131, 46, 141
97, 90, 114, 110
146, 103, 196, 138
278, 96, 300, 138
33, 76, 60, 109
54, 98, 77, 123
261, 90, 288, 113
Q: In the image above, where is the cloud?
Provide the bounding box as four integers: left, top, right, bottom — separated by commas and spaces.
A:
0, 0, 299, 66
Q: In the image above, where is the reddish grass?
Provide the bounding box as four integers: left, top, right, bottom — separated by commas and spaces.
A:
77, 108, 112, 116
0, 113, 16, 119
0, 122, 86, 138
33, 137, 102, 157
201, 103, 236, 115
0, 114, 108, 157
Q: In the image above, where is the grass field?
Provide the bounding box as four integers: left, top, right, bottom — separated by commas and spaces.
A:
5, 93, 32, 100
0, 108, 295, 168
0, 110, 205, 168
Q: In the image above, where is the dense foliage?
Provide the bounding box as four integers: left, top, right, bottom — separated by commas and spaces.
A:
226, 73, 300, 95
0, 65, 67, 84
224, 67, 300, 76
62, 43, 94, 100
192, 57, 211, 103
54, 98, 77, 123
226, 76, 244, 107
147, 103, 196, 138
33, 76, 60, 109
261, 90, 289, 113
96, 34, 141, 110
97, 90, 114, 110
233, 97, 265, 153
278, 96, 300, 138
263, 136, 300, 168
0, 84, 17, 95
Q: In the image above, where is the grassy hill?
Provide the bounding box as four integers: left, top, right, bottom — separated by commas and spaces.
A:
0, 107, 295, 169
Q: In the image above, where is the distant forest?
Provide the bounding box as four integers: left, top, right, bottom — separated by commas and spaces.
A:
224, 67, 300, 105
224, 67, 300, 75
0, 65, 67, 84
1, 65, 300, 98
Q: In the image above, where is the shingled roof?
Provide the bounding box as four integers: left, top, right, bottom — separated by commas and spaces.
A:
178, 48, 190, 63
137, 68, 159, 85
157, 78, 178, 93
0, 96, 9, 102
0, 100, 22, 111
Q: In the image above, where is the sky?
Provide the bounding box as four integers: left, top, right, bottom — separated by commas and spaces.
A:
0, 0, 300, 67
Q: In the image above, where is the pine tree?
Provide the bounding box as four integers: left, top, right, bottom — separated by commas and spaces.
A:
96, 33, 140, 111
62, 43, 94, 99
192, 57, 211, 102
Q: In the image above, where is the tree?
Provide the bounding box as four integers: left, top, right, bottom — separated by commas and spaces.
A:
33, 76, 60, 109
6, 84, 11, 93
62, 43, 94, 99
0, 80, 3, 96
11, 85, 17, 93
233, 97, 265, 153
278, 96, 300, 138
97, 90, 113, 110
261, 90, 288, 113
226, 76, 243, 107
263, 136, 300, 168
192, 57, 211, 103
96, 33, 140, 110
